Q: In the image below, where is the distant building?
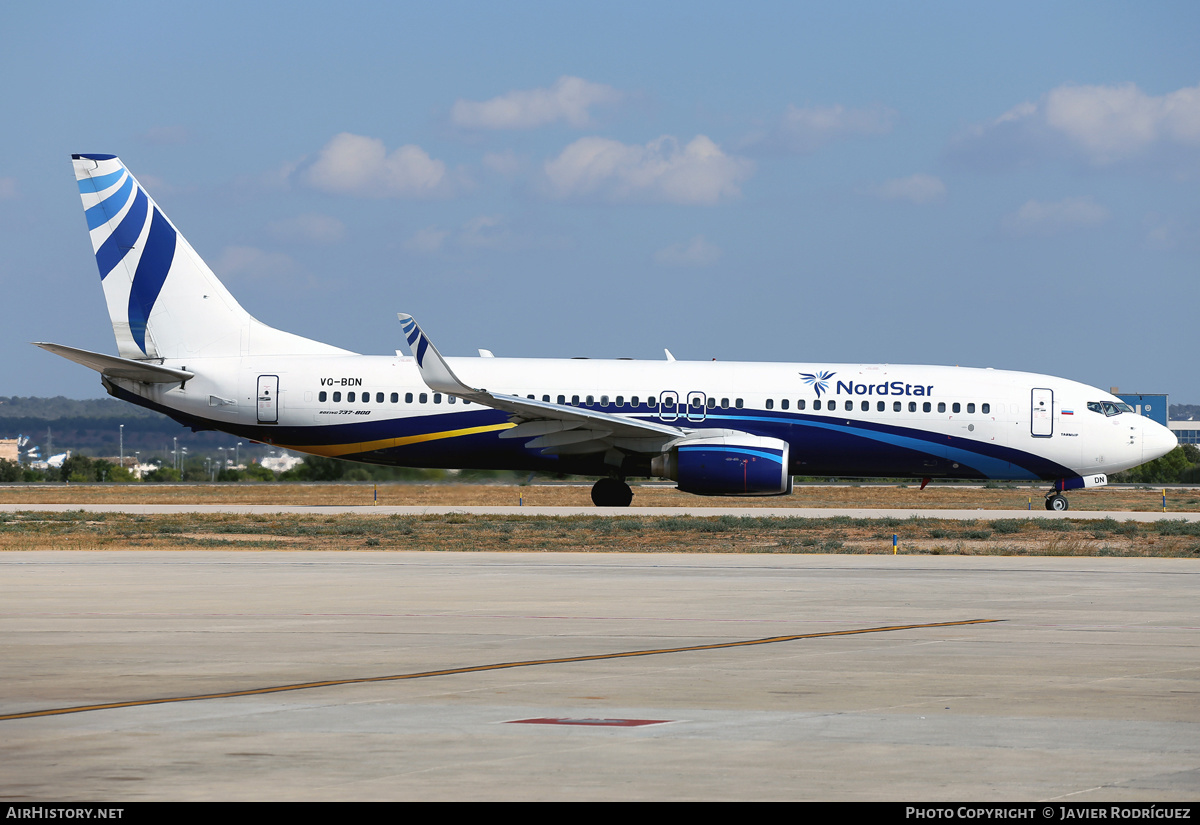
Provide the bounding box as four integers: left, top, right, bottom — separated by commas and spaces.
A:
1170, 422, 1200, 446
0, 438, 17, 463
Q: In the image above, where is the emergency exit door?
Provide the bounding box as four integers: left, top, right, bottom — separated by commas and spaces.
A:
257, 375, 279, 424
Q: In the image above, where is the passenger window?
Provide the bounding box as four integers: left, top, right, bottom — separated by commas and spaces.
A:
814, 399, 822, 411
797, 400, 805, 410
558, 395, 566, 404
631, 396, 640, 406
923, 402, 931, 413
707, 398, 716, 409
405, 392, 413, 403
363, 393, 370, 405
586, 395, 595, 406
648, 396, 656, 406
938, 402, 946, 413
894, 401, 901, 412
967, 403, 975, 414
861, 400, 869, 412
877, 401, 884, 412
433, 393, 441, 404
333, 392, 341, 402
721, 398, 729, 408
319, 391, 327, 402
571, 395, 580, 405
781, 399, 789, 410
616, 396, 624, 406
376, 392, 384, 403
766, 399, 774, 410
419, 393, 428, 403
952, 402, 960, 413
845, 400, 853, 411
391, 392, 399, 403
982, 403, 990, 414
692, 397, 703, 409
601, 395, 609, 405
735, 398, 744, 408
908, 401, 917, 412
347, 392, 355, 402
543, 395, 550, 402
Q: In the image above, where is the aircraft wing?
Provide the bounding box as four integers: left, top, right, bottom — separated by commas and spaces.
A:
34, 342, 194, 384
398, 314, 684, 456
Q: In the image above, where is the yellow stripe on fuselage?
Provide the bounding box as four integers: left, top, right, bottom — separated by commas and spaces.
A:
277, 422, 515, 458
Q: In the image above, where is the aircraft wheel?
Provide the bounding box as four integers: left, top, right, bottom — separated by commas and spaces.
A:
1045, 494, 1069, 511
591, 478, 633, 507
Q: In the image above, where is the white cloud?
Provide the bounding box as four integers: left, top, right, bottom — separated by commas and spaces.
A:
746, 103, 896, 154
267, 213, 346, 244
1003, 197, 1110, 236
542, 135, 753, 205
0, 177, 17, 199
459, 215, 509, 249
654, 235, 722, 267
873, 174, 946, 204
301, 133, 451, 198
954, 82, 1200, 167
214, 246, 301, 280
451, 76, 622, 130
404, 227, 450, 253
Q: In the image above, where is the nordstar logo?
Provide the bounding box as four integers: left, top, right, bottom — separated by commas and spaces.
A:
800, 370, 836, 398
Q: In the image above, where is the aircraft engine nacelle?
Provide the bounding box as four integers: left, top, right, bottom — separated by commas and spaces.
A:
651, 434, 792, 496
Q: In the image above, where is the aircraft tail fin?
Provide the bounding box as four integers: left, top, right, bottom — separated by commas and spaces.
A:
71, 154, 350, 360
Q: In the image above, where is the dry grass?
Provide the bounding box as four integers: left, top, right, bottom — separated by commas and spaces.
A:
1, 481, 1197, 511
1, 510, 1198, 557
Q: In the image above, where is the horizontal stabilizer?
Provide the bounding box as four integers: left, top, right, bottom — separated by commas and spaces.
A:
33, 342, 194, 384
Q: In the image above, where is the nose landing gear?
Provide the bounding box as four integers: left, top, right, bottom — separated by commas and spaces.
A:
1044, 492, 1069, 511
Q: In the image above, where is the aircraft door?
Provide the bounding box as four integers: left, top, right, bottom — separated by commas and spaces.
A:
1031, 388, 1053, 437
686, 391, 707, 422
659, 390, 679, 422
257, 375, 279, 424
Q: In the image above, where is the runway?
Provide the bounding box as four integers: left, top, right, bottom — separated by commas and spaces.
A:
3, 550, 1198, 801
3, 502, 1199, 521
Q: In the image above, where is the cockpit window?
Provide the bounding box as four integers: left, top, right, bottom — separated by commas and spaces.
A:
1087, 402, 1103, 414
1100, 401, 1132, 417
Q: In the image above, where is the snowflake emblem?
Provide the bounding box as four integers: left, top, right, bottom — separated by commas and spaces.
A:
800, 370, 836, 398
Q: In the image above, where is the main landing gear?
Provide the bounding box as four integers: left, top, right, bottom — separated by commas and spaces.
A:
1045, 492, 1069, 511
591, 477, 633, 507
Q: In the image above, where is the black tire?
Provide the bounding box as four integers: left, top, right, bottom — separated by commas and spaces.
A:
1045, 494, 1069, 511
591, 478, 633, 507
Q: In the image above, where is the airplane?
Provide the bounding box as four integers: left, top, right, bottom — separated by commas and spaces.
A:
37, 153, 1178, 509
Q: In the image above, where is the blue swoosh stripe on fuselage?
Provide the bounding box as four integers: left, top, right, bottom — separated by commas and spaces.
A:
103, 384, 1068, 480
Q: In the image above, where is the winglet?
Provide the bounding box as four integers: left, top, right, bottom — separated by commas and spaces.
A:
397, 314, 481, 397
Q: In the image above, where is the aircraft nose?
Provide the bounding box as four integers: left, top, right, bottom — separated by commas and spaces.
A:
1143, 419, 1178, 462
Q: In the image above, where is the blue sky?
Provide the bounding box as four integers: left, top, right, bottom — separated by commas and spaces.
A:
3, 1, 1198, 402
